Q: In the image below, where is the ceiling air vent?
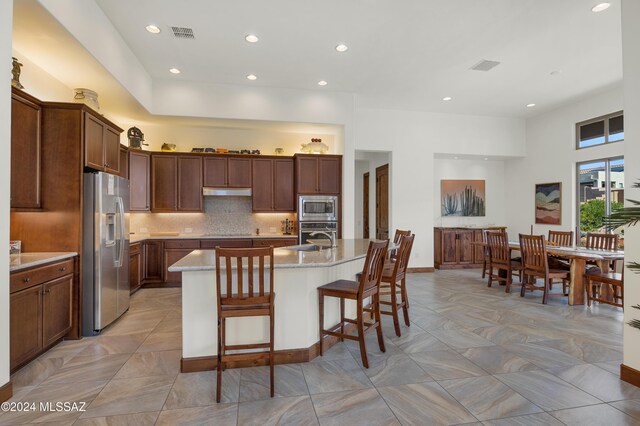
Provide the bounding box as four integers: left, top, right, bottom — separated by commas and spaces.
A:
470, 59, 501, 72
171, 26, 195, 39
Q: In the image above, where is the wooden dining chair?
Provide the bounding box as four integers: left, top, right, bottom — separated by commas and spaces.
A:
547, 230, 573, 295
586, 232, 619, 251
586, 267, 624, 308
487, 231, 522, 293
519, 234, 570, 304
215, 246, 275, 402
377, 234, 415, 336
318, 239, 389, 368
389, 229, 411, 263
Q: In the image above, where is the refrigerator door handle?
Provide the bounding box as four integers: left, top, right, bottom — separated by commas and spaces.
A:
115, 196, 126, 267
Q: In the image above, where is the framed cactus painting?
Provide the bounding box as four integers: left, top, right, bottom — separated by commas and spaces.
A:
535, 182, 561, 224
441, 180, 486, 216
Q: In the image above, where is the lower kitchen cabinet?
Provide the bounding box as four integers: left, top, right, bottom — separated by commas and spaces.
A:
130, 242, 142, 293
163, 240, 200, 284
200, 239, 253, 249
10, 258, 74, 371
143, 240, 164, 283
252, 238, 297, 248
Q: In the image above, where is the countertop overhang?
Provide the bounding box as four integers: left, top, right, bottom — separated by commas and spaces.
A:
10, 252, 78, 272
130, 233, 297, 244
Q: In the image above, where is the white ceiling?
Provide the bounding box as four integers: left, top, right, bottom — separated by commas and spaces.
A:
93, 0, 623, 118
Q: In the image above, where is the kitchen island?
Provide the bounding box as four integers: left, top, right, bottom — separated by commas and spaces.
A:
168, 239, 373, 371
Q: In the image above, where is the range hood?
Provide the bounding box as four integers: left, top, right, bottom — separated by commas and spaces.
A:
202, 187, 252, 196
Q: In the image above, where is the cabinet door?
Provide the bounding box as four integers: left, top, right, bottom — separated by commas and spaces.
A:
118, 146, 129, 179
253, 238, 298, 248
103, 126, 121, 174
228, 158, 252, 187
129, 151, 150, 211
274, 159, 295, 211
11, 93, 41, 209
296, 157, 319, 193
252, 159, 274, 211
441, 230, 458, 265
318, 157, 341, 194
458, 230, 475, 264
151, 155, 177, 212
144, 241, 164, 282
200, 239, 253, 249
42, 275, 73, 347
473, 230, 485, 264
10, 285, 42, 369
164, 249, 193, 283
203, 157, 227, 187
84, 113, 105, 171
178, 156, 203, 211
129, 249, 142, 294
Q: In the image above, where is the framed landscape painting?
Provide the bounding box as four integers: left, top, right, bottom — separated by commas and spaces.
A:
535, 182, 561, 225
441, 179, 486, 217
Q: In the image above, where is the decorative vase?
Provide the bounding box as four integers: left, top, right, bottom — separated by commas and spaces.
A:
73, 88, 100, 111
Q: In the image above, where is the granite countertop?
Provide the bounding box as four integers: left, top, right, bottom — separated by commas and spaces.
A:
169, 239, 374, 271
130, 233, 297, 244
10, 252, 77, 272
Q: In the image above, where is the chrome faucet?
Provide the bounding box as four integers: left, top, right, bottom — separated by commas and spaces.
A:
309, 231, 337, 248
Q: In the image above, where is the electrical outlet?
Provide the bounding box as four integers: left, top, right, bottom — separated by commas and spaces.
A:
185, 228, 193, 234
140, 227, 148, 233
269, 227, 277, 233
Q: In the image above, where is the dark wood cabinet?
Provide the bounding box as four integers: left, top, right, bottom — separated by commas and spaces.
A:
252, 158, 295, 212
203, 157, 251, 188
11, 89, 42, 210
200, 239, 253, 249
143, 240, 164, 283
163, 240, 200, 284
84, 111, 122, 174
434, 227, 505, 269
178, 156, 203, 211
294, 154, 341, 194
130, 242, 142, 294
9, 258, 75, 371
151, 155, 178, 212
118, 145, 129, 179
129, 150, 150, 211
252, 238, 298, 248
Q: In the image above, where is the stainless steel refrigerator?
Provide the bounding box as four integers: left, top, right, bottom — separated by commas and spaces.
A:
82, 172, 130, 336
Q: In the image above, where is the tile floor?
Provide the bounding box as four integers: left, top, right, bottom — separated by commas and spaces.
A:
1, 270, 639, 425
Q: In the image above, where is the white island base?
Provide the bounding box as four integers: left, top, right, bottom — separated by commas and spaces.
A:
170, 240, 373, 371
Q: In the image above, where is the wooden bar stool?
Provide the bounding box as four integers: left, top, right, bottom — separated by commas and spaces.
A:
378, 234, 415, 337
389, 229, 411, 263
318, 240, 389, 368
215, 246, 275, 402
519, 234, 570, 304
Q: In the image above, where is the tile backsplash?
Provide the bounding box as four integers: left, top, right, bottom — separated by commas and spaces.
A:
129, 197, 296, 235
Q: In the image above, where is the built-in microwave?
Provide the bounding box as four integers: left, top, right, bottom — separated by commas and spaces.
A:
298, 195, 338, 222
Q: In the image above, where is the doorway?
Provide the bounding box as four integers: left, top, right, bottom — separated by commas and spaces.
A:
376, 164, 389, 240
363, 172, 369, 238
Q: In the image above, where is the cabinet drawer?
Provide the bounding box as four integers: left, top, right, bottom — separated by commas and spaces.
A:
253, 238, 298, 248
163, 240, 200, 249
200, 239, 253, 249
11, 259, 74, 293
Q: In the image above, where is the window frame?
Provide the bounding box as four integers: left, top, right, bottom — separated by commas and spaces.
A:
575, 110, 624, 150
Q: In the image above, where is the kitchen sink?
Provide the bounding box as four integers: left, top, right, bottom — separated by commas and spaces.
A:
282, 244, 322, 252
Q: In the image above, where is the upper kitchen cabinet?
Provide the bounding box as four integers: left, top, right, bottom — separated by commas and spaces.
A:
129, 150, 150, 211
294, 154, 342, 194
203, 156, 251, 188
252, 158, 295, 212
151, 154, 177, 212
177, 155, 203, 212
118, 145, 129, 179
11, 88, 42, 210
83, 110, 123, 175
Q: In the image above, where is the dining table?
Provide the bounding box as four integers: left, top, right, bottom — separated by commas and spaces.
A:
473, 240, 624, 306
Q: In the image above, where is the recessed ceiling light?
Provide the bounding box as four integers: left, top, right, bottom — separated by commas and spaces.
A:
317, 80, 328, 86
591, 2, 611, 12
526, 103, 536, 108
484, 157, 489, 161
146, 24, 161, 34
442, 96, 453, 101
169, 68, 181, 74
245, 34, 259, 43
454, 156, 459, 160
335, 44, 349, 52
247, 74, 257, 80
550, 70, 562, 76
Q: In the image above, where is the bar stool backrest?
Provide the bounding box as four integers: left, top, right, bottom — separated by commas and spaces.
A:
214, 247, 274, 308
390, 229, 411, 261
359, 240, 389, 295
389, 234, 415, 281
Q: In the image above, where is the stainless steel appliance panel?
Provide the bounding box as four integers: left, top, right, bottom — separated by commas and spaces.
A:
298, 195, 338, 222
299, 222, 338, 245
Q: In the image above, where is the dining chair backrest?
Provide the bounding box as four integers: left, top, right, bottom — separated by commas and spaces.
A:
519, 234, 548, 275
390, 229, 411, 261
388, 234, 415, 281
586, 232, 619, 251
214, 247, 274, 309
359, 240, 390, 295
548, 230, 573, 247
487, 231, 510, 267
